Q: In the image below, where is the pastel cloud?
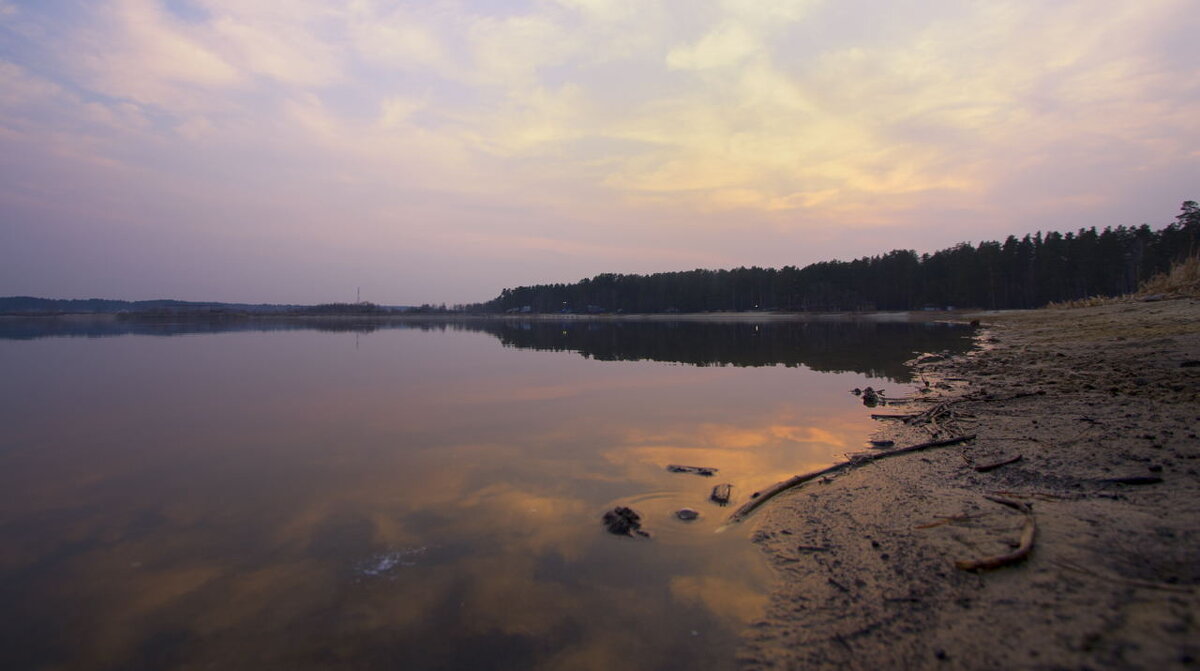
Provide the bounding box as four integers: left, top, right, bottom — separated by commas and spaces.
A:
0, 0, 1197, 303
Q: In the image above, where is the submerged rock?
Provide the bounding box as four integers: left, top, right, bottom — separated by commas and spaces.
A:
676, 508, 700, 521
603, 506, 649, 537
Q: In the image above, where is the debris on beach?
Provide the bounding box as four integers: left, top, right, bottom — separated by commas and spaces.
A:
710, 483, 733, 505
675, 508, 700, 521
851, 386, 885, 407
667, 464, 718, 476
603, 506, 650, 537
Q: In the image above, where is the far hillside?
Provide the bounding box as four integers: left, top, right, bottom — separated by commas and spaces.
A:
0, 298, 415, 316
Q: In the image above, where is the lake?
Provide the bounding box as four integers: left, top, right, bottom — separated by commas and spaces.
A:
0, 316, 972, 670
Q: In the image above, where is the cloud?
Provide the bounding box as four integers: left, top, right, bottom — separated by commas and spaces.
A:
666, 23, 760, 71
348, 8, 447, 71
622, 0, 1197, 216
0, 59, 157, 174
209, 15, 340, 86
551, 0, 640, 21
719, 0, 820, 24
76, 0, 242, 107
0, 60, 61, 109
440, 231, 727, 268
3, 0, 1199, 302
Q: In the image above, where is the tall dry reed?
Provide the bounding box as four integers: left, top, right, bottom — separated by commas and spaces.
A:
1138, 254, 1200, 297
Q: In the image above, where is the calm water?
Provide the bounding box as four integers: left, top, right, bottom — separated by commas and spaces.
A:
0, 316, 971, 670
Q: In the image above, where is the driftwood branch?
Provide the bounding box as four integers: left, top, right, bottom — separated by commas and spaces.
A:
666, 464, 717, 476
727, 434, 976, 523
727, 464, 849, 523
954, 496, 1036, 571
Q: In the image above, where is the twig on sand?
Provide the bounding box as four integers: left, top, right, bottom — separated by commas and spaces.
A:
1052, 559, 1195, 594
991, 489, 1067, 501
1099, 475, 1163, 485
973, 391, 1047, 403
727, 435, 977, 523
982, 494, 1029, 510
973, 454, 1023, 472
954, 496, 1036, 571
914, 514, 981, 530
827, 577, 850, 593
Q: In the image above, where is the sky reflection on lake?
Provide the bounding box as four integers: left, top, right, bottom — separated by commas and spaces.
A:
0, 319, 970, 670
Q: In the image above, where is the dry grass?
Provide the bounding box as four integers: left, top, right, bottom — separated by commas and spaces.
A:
1047, 294, 1131, 309
1047, 255, 1200, 309
1138, 254, 1200, 297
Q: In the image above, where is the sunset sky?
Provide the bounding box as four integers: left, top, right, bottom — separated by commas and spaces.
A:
2, 0, 1197, 305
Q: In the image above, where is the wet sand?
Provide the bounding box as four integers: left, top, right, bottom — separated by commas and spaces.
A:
739, 298, 1200, 669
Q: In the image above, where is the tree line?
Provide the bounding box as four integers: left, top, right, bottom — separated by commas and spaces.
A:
472, 201, 1199, 313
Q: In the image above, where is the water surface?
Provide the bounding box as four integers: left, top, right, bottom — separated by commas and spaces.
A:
0, 317, 971, 670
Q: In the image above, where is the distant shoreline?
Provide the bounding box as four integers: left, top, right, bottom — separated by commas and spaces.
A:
0, 310, 988, 324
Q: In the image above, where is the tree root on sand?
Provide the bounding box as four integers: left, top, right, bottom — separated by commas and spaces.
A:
954, 496, 1036, 571
727, 434, 976, 523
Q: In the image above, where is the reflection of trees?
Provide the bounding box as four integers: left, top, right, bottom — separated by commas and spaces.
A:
3, 317, 971, 382
471, 320, 971, 382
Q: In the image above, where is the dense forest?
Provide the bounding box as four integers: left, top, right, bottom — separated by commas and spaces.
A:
475, 201, 1199, 313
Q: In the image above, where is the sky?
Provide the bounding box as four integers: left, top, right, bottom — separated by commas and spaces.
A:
1, 0, 1198, 305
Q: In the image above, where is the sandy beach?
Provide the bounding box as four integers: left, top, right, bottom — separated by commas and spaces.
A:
738, 297, 1200, 669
